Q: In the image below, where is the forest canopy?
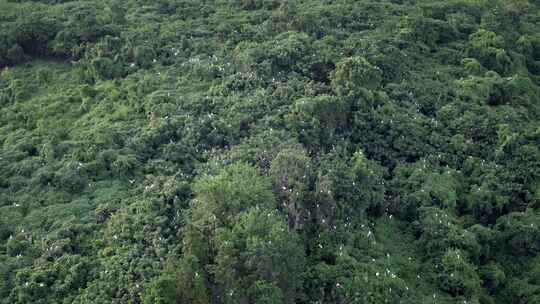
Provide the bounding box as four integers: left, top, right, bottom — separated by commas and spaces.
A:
1, 0, 539, 303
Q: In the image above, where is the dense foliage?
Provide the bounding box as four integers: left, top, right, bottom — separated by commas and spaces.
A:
1, 0, 539, 303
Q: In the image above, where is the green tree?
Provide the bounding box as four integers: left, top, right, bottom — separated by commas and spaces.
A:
214, 208, 304, 304
438, 249, 481, 299
418, 207, 480, 259
331, 56, 382, 97
287, 94, 349, 149
467, 29, 512, 74
184, 163, 304, 303
143, 255, 209, 304
269, 147, 313, 230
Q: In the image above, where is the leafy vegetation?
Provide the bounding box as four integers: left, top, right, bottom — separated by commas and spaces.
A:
1, 0, 539, 303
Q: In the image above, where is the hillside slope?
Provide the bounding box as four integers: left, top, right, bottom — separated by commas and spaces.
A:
1, 1, 539, 303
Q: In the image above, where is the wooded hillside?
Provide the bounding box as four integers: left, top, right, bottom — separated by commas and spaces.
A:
1, 0, 539, 303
